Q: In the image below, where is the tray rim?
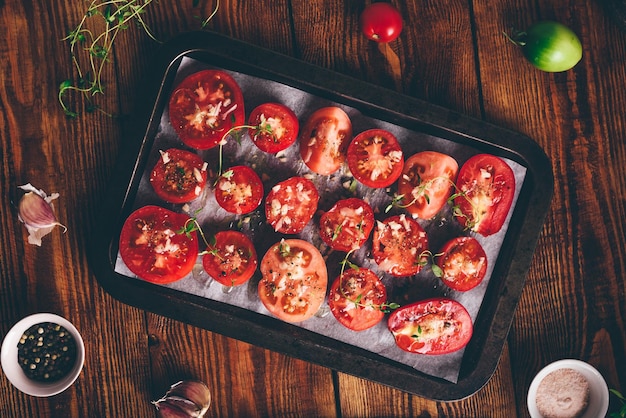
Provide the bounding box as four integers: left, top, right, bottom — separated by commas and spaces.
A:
87, 30, 554, 401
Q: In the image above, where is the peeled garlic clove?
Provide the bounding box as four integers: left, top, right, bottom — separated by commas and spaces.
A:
18, 192, 61, 229
166, 380, 211, 415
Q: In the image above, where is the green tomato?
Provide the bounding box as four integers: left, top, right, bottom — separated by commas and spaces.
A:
514, 21, 583, 72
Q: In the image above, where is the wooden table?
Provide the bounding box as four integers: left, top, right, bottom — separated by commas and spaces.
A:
1, 0, 625, 416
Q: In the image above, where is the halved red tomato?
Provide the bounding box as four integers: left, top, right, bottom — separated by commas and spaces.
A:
119, 205, 198, 284
372, 214, 429, 277
388, 298, 473, 355
299, 107, 352, 175
265, 177, 319, 234
214, 165, 264, 215
397, 151, 458, 219
453, 154, 515, 236
328, 267, 387, 331
248, 102, 299, 153
202, 230, 257, 287
436, 236, 487, 292
319, 198, 375, 252
168, 70, 245, 150
258, 239, 328, 323
149, 148, 208, 204
347, 129, 404, 188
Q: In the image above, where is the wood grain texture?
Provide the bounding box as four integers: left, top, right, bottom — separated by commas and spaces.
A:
0, 0, 625, 416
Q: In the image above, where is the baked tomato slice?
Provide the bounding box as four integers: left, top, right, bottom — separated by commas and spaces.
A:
168, 70, 245, 150
215, 165, 264, 215
202, 230, 257, 287
258, 239, 328, 323
436, 236, 487, 292
248, 102, 299, 153
372, 214, 429, 277
299, 107, 352, 175
397, 151, 458, 219
149, 148, 208, 204
388, 298, 473, 355
265, 177, 319, 234
453, 154, 515, 236
328, 267, 387, 331
347, 129, 404, 188
119, 205, 198, 284
319, 198, 375, 252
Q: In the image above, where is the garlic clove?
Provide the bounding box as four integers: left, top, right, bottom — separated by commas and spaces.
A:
17, 184, 67, 246
153, 380, 211, 418
153, 400, 194, 418
157, 396, 203, 418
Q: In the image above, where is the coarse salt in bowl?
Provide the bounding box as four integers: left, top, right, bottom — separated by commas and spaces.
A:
527, 359, 609, 418
1, 313, 85, 397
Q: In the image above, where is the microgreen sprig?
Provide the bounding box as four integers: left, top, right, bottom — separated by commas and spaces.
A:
610, 389, 626, 418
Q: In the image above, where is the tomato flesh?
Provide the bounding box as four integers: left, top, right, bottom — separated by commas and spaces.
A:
248, 102, 299, 153
372, 214, 429, 277
388, 298, 473, 355
215, 165, 264, 215
453, 154, 515, 236
202, 230, 257, 287
299, 107, 352, 175
258, 239, 328, 323
169, 70, 245, 150
265, 177, 319, 234
119, 205, 198, 284
397, 151, 458, 219
149, 148, 208, 204
436, 237, 487, 292
328, 267, 387, 331
347, 129, 404, 188
319, 198, 375, 252
360, 3, 403, 43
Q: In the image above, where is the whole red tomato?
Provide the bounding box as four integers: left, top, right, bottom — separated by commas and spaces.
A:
360, 2, 403, 43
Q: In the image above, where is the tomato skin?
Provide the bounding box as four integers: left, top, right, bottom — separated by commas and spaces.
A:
202, 230, 257, 287
214, 165, 264, 215
397, 151, 458, 219
248, 102, 299, 153
347, 129, 404, 188
149, 148, 208, 204
119, 206, 198, 284
372, 214, 429, 277
453, 154, 515, 236
388, 298, 473, 355
319, 198, 375, 252
265, 177, 319, 234
258, 239, 328, 323
299, 107, 353, 175
169, 70, 245, 150
436, 237, 487, 292
360, 3, 403, 43
519, 21, 582, 72
328, 267, 387, 331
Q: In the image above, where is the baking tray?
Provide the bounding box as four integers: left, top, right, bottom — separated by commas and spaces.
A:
88, 31, 553, 401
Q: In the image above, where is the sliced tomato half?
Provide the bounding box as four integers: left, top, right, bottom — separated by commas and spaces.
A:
436, 236, 487, 292
149, 148, 208, 204
388, 298, 473, 355
453, 154, 515, 236
248, 102, 299, 153
119, 205, 198, 284
372, 214, 429, 277
328, 267, 387, 331
168, 69, 245, 150
319, 198, 375, 252
265, 177, 319, 234
215, 165, 264, 215
299, 107, 352, 175
258, 239, 328, 323
397, 151, 458, 219
347, 129, 404, 188
202, 230, 257, 287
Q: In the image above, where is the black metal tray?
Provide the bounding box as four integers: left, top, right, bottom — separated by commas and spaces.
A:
88, 31, 553, 401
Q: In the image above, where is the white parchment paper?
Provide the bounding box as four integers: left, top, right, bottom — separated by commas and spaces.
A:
115, 57, 527, 383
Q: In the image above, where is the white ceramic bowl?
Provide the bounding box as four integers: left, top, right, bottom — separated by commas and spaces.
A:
1, 313, 85, 397
527, 359, 609, 418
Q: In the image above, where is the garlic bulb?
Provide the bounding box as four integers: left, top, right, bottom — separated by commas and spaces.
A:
153, 380, 211, 418
17, 184, 67, 246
